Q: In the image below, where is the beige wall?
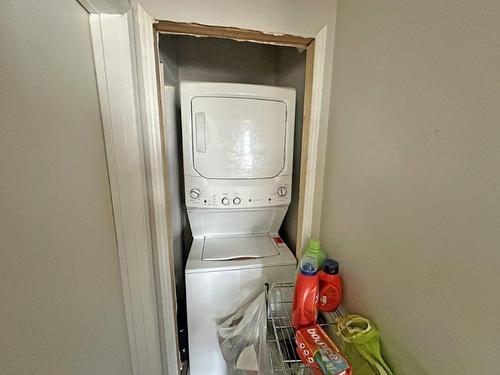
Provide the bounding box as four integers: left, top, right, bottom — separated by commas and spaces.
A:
321, 0, 500, 373
136, 0, 338, 243
78, 0, 130, 13
175, 36, 279, 85
135, 0, 334, 37
0, 1, 132, 374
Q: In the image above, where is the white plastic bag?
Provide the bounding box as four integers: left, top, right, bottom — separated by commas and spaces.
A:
216, 292, 273, 375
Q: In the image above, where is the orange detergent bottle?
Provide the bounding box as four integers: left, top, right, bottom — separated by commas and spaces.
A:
292, 255, 319, 330
318, 259, 342, 312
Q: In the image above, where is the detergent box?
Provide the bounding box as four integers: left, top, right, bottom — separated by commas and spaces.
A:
295, 325, 352, 375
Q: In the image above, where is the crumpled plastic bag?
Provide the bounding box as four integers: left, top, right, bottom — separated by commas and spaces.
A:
216, 292, 273, 375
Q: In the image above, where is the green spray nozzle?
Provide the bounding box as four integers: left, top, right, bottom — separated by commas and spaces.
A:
309, 239, 321, 250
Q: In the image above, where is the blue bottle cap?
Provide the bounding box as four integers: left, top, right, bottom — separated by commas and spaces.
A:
323, 259, 339, 275
299, 255, 318, 276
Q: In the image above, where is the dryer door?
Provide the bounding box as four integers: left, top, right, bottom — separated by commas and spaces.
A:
191, 96, 287, 179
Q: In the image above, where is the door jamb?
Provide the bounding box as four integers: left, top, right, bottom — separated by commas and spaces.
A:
132, 7, 181, 375
296, 27, 328, 257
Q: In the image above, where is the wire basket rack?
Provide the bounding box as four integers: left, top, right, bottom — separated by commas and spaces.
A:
266, 282, 343, 374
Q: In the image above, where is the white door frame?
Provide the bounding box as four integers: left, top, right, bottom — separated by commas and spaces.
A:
297, 25, 328, 255
89, 7, 178, 375
131, 5, 181, 375
90, 7, 329, 375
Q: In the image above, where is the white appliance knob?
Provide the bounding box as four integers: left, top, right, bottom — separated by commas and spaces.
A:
221, 197, 230, 205
277, 186, 288, 197
233, 197, 241, 205
189, 188, 201, 199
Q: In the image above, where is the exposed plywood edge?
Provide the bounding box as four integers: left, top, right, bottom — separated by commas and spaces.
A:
154, 20, 313, 48
296, 41, 315, 259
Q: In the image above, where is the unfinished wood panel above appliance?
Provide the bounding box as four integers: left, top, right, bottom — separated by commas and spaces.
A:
155, 20, 313, 48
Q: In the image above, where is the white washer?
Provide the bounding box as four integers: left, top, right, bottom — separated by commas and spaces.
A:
181, 82, 297, 375
186, 234, 295, 375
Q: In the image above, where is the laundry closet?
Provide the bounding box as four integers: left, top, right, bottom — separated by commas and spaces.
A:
157, 34, 307, 371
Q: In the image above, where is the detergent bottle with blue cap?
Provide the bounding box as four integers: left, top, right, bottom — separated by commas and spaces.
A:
318, 259, 342, 312
292, 255, 319, 330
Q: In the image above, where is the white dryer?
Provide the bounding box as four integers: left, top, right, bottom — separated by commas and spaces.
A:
181, 82, 297, 375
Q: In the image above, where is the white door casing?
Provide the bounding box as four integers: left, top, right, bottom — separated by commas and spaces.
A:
297, 25, 329, 254
131, 5, 181, 375
89, 7, 179, 375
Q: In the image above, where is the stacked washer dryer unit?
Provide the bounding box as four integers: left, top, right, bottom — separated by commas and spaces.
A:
181, 82, 297, 375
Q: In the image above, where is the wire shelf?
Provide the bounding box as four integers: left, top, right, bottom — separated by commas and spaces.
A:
266, 282, 344, 374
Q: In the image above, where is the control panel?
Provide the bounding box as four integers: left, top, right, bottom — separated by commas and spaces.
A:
185, 176, 291, 209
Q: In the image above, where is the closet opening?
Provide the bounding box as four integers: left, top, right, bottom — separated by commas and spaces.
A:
153, 20, 315, 369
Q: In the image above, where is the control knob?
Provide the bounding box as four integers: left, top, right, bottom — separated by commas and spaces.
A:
233, 197, 241, 205
221, 197, 230, 206
277, 186, 288, 197
189, 188, 201, 199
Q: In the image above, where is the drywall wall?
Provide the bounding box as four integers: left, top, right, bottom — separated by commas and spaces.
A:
161, 84, 188, 362
176, 36, 278, 85
321, 0, 500, 373
0, 1, 132, 374
276, 48, 307, 251
135, 0, 333, 38
159, 36, 179, 87
135, 0, 338, 248
158, 35, 186, 329
77, 0, 130, 13
159, 38, 191, 360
